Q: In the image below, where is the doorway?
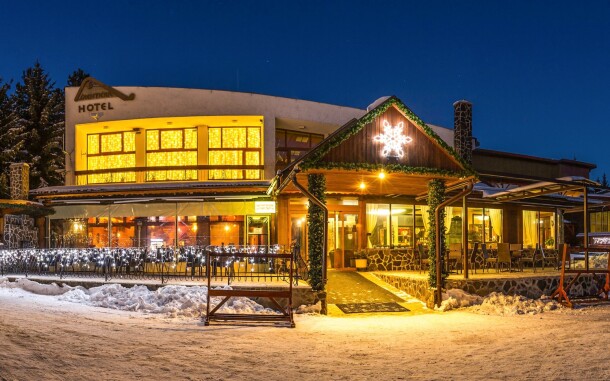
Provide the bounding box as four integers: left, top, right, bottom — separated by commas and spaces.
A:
328, 212, 359, 268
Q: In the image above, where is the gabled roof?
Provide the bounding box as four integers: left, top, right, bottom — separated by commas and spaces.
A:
281, 96, 475, 178
274, 96, 476, 197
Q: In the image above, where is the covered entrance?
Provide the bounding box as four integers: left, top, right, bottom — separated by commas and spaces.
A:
274, 97, 475, 309
328, 211, 359, 268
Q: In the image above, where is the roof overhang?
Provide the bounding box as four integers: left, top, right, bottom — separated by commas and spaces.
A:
277, 168, 474, 198
30, 181, 272, 203
482, 175, 602, 203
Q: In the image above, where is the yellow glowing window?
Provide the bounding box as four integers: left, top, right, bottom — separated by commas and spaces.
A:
160, 130, 183, 149
247, 128, 261, 148
86, 132, 136, 184
147, 130, 159, 150
101, 133, 123, 153
185, 129, 197, 149
146, 128, 198, 182
88, 135, 99, 155
123, 132, 136, 152
209, 128, 221, 148
207, 126, 262, 180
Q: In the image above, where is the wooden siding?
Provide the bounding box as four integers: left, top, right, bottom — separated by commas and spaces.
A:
320, 106, 463, 172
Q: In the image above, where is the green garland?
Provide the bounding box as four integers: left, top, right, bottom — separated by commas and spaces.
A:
307, 173, 326, 291
301, 96, 476, 174
300, 162, 471, 178
427, 179, 447, 288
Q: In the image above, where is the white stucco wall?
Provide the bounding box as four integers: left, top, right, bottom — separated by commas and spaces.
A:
64, 86, 366, 185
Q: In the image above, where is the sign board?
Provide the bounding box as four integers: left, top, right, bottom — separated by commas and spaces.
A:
255, 201, 276, 214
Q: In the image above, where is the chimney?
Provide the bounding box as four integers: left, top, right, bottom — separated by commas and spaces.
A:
9, 163, 30, 200
453, 100, 473, 165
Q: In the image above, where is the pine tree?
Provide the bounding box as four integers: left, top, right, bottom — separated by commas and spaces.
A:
0, 78, 26, 198
14, 62, 65, 190
67, 68, 90, 87
602, 173, 608, 188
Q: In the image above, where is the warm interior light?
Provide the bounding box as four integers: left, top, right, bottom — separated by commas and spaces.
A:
224, 225, 230, 232
192, 223, 198, 232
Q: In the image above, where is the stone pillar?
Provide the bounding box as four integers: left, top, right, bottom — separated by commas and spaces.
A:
9, 163, 30, 200
453, 100, 473, 165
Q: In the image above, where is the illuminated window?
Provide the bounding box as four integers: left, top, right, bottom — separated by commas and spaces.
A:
87, 132, 136, 184
208, 127, 262, 180
146, 128, 198, 181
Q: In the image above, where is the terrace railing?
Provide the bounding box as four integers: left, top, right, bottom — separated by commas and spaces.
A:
0, 244, 308, 287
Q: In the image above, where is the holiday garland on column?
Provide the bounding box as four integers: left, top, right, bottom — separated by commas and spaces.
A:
307, 173, 326, 291
427, 179, 447, 288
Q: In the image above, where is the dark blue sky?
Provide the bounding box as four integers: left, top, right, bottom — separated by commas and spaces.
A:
2, 1, 610, 177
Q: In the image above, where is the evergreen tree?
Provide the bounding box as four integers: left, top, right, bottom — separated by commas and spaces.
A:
0, 78, 25, 198
14, 62, 65, 190
67, 68, 90, 87
602, 173, 608, 188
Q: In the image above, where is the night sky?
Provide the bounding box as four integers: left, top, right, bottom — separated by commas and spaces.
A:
2, 1, 610, 177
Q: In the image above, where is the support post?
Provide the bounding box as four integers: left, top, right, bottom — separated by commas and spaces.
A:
462, 195, 469, 279
584, 186, 589, 271
435, 181, 474, 307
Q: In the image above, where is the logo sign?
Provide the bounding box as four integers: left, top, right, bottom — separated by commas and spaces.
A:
373, 120, 412, 158
73, 77, 135, 117
255, 201, 276, 214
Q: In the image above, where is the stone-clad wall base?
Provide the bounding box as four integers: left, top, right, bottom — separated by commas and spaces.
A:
374, 273, 436, 308
374, 273, 607, 308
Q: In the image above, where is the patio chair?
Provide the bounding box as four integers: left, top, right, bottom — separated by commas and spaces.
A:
479, 243, 492, 273
448, 243, 462, 273
418, 244, 429, 273
541, 246, 559, 270
468, 242, 480, 273
491, 243, 512, 272
520, 244, 543, 272
509, 243, 524, 271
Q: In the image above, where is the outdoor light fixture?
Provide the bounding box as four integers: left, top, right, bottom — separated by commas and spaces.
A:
359, 181, 366, 190
373, 120, 412, 158
379, 171, 386, 179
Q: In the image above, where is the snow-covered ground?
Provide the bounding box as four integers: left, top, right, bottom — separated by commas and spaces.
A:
1, 278, 609, 380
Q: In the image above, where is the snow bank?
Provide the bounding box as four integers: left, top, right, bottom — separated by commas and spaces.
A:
1, 280, 278, 318
0, 278, 82, 296
472, 293, 561, 315
436, 289, 483, 312
296, 301, 321, 314
437, 289, 562, 315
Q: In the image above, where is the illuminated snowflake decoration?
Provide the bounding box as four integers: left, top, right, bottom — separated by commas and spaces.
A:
373, 120, 412, 158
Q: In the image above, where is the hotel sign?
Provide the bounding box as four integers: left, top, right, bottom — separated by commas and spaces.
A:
74, 77, 135, 116
255, 201, 276, 214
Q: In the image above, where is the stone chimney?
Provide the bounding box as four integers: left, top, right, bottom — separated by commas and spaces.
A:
9, 163, 30, 200
453, 100, 473, 165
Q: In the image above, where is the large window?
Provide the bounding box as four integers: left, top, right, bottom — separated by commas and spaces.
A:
87, 132, 136, 184
208, 127, 262, 180
146, 128, 198, 181
523, 210, 556, 249
275, 129, 323, 169
366, 204, 428, 248
591, 211, 610, 232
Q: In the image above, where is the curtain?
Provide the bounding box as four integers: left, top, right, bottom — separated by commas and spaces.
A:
488, 208, 502, 242
419, 206, 429, 245
366, 204, 379, 248
522, 211, 537, 248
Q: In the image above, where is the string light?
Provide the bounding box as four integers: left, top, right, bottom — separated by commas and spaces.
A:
373, 120, 412, 158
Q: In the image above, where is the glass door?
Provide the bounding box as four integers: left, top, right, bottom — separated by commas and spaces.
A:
328, 212, 359, 268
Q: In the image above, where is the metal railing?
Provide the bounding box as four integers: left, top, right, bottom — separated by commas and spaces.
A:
0, 245, 309, 286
